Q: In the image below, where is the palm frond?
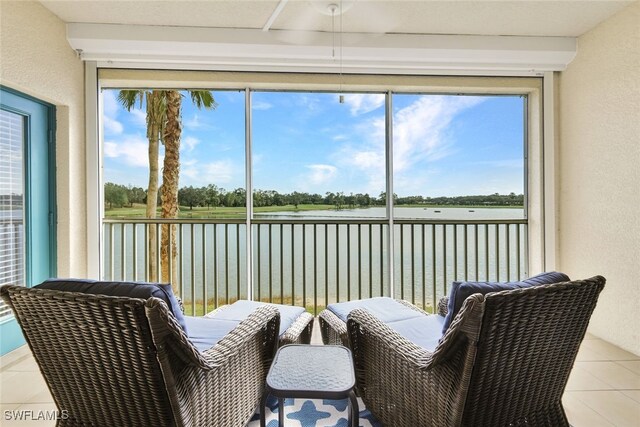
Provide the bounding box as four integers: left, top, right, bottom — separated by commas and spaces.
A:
117, 90, 145, 111
189, 90, 218, 110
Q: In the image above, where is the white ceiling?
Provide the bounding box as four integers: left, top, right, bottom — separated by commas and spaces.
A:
40, 0, 634, 38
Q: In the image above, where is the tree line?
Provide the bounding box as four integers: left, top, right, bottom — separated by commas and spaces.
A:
105, 182, 524, 209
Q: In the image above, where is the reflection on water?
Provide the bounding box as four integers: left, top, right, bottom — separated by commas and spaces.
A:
104, 207, 527, 314
256, 206, 524, 220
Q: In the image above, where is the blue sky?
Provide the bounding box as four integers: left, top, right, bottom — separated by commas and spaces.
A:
102, 89, 524, 197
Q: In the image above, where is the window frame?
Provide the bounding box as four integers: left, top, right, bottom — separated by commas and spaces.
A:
88, 69, 550, 295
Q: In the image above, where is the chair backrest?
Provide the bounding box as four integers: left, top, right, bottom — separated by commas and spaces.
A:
0, 285, 177, 426
461, 276, 605, 426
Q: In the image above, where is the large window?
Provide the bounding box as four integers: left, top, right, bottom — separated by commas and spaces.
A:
98, 72, 539, 314
102, 89, 246, 218
391, 94, 526, 302
392, 94, 525, 218
252, 91, 386, 217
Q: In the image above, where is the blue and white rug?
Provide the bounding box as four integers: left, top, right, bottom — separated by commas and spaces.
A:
247, 396, 382, 427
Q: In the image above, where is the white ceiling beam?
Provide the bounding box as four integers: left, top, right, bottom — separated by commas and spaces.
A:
263, 0, 289, 32
67, 23, 577, 74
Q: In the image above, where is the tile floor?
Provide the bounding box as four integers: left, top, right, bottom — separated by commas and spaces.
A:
1, 323, 639, 426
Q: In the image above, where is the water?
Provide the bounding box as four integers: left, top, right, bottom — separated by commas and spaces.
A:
257, 206, 524, 220
103, 207, 526, 314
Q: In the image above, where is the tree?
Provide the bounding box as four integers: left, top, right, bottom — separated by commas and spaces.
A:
205, 184, 220, 209
178, 186, 204, 210
104, 182, 128, 208
161, 90, 217, 289
118, 90, 166, 281
127, 186, 146, 206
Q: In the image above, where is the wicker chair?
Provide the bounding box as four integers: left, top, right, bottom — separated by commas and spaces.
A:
0, 284, 281, 427
347, 276, 606, 427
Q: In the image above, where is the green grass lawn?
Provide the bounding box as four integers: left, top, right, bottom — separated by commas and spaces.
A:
106, 203, 361, 218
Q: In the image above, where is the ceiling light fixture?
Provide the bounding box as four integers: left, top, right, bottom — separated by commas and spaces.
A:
328, 2, 345, 104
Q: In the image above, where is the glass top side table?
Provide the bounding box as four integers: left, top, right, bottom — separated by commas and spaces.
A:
260, 344, 359, 427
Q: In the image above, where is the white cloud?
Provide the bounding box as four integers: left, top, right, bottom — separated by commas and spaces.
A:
331, 95, 485, 195
351, 150, 384, 170
182, 159, 236, 186
103, 116, 124, 135
392, 95, 484, 173
305, 164, 338, 186
342, 94, 385, 116
182, 136, 200, 152
130, 109, 147, 128
470, 159, 523, 169
104, 135, 159, 169
102, 90, 120, 117
329, 116, 386, 194
252, 100, 273, 110
296, 95, 322, 113
102, 91, 124, 135
184, 114, 201, 128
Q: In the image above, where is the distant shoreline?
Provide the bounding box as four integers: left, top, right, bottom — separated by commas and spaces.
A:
104, 204, 524, 219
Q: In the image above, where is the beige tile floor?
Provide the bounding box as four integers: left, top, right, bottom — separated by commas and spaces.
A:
1, 324, 639, 426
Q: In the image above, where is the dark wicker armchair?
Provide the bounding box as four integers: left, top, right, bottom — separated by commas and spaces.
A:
0, 284, 281, 427
347, 276, 606, 427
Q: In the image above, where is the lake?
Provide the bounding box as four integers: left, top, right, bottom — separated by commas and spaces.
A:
103, 207, 527, 314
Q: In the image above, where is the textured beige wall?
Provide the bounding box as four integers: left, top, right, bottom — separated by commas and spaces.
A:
558, 2, 640, 354
1, 1, 86, 277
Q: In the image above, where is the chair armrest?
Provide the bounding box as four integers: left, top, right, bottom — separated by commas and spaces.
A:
180, 306, 280, 426
318, 308, 349, 346
347, 309, 435, 371
145, 300, 280, 370
202, 305, 280, 364
437, 296, 449, 316
279, 311, 314, 345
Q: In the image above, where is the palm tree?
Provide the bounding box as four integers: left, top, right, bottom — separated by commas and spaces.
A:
161, 90, 216, 289
117, 90, 167, 281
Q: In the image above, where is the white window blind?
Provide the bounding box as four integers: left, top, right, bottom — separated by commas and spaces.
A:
0, 109, 25, 320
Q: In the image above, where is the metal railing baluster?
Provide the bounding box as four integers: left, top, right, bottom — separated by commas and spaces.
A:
347, 224, 351, 301
400, 224, 404, 300
132, 223, 137, 281
225, 223, 229, 304
431, 224, 437, 312
213, 224, 218, 308
495, 224, 500, 281
101, 217, 527, 317
281, 224, 285, 304
421, 224, 426, 310
358, 224, 362, 300
120, 223, 125, 281
269, 223, 273, 303
313, 224, 318, 314
202, 224, 207, 312
485, 224, 489, 281
325, 224, 328, 308
191, 223, 196, 315
506, 224, 511, 281
291, 224, 295, 306
302, 224, 306, 311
